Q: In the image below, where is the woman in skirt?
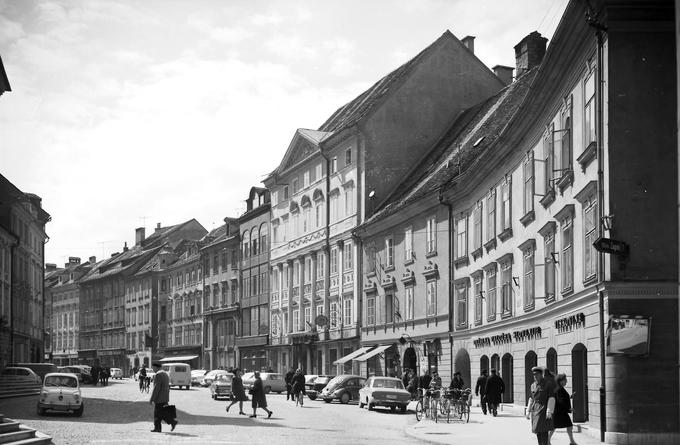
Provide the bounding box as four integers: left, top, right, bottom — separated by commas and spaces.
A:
550, 373, 577, 445
226, 368, 248, 415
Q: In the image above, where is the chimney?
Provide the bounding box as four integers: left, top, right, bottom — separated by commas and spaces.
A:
461, 35, 475, 54
45, 263, 57, 272
493, 65, 514, 85
123, 242, 129, 252
135, 227, 146, 246
514, 31, 547, 77
155, 222, 162, 233
89, 256, 96, 265
68, 256, 81, 266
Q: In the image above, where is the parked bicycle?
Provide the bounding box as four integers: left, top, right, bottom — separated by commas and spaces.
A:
441, 387, 471, 423
415, 387, 441, 422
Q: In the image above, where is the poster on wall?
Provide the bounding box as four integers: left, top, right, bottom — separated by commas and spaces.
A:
606, 315, 651, 356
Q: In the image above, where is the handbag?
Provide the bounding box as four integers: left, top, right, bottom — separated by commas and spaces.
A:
163, 404, 177, 419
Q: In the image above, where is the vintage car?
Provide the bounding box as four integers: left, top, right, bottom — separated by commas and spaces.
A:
358, 376, 410, 412
305, 375, 334, 400
110, 368, 123, 379
209, 372, 234, 400
37, 372, 84, 416
258, 373, 286, 394
0, 366, 42, 385
201, 369, 225, 387
319, 374, 366, 404
191, 369, 207, 386
62, 365, 93, 384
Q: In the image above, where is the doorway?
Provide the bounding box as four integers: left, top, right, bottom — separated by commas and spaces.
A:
403, 347, 417, 375
571, 343, 588, 422
454, 348, 471, 392
501, 353, 513, 403
525, 351, 537, 405
480, 355, 489, 374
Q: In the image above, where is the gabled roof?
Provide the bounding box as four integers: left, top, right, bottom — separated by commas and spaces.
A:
266, 128, 330, 181
363, 69, 538, 225
318, 30, 456, 134
80, 245, 163, 283
0, 55, 10, 95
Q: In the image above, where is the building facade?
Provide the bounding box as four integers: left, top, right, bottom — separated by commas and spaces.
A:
265, 30, 507, 375
237, 187, 271, 372
0, 224, 17, 369
201, 219, 240, 370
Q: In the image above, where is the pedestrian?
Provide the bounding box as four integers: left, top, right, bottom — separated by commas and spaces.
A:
526, 366, 555, 445
225, 368, 248, 415
402, 369, 410, 389
139, 367, 147, 392
291, 368, 306, 406
149, 362, 177, 433
475, 369, 489, 415
284, 366, 295, 401
449, 371, 464, 390
484, 368, 505, 417
249, 371, 273, 419
550, 373, 577, 445
407, 371, 419, 400
419, 370, 432, 391
429, 371, 442, 391
91, 364, 99, 386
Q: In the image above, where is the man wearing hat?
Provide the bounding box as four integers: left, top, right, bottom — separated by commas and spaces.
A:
526, 366, 555, 445
484, 368, 505, 416
149, 362, 177, 432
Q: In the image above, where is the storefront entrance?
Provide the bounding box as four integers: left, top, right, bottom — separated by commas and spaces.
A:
525, 351, 537, 404
571, 343, 588, 422
454, 348, 471, 391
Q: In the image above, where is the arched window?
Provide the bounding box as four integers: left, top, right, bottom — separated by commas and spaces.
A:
242, 230, 250, 259
259, 223, 269, 253
251, 226, 259, 256
501, 353, 514, 403
490, 353, 500, 373
524, 351, 537, 404
546, 347, 557, 374
480, 355, 489, 374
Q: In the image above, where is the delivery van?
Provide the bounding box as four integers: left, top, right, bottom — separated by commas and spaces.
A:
161, 363, 191, 389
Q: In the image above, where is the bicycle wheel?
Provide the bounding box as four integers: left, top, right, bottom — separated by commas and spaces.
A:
430, 399, 438, 423
415, 401, 424, 421
462, 403, 470, 423
441, 399, 451, 423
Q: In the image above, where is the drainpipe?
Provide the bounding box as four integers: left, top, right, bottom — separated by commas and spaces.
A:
438, 188, 454, 375
318, 149, 332, 373
42, 235, 49, 362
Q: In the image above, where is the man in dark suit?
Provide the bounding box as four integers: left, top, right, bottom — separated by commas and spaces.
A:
149, 362, 177, 432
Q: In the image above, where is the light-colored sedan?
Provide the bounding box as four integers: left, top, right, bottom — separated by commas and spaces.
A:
209, 372, 234, 400
200, 369, 225, 387
110, 368, 123, 379
358, 376, 410, 412
191, 369, 207, 386
259, 372, 286, 394
0, 366, 41, 385
37, 372, 83, 416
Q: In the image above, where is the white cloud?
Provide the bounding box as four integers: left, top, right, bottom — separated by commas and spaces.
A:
264, 35, 317, 60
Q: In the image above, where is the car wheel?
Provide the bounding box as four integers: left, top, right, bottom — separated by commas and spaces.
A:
74, 404, 84, 417
340, 392, 350, 404
277, 391, 282, 394
308, 394, 317, 401
264, 386, 271, 394
324, 398, 332, 404
212, 393, 216, 400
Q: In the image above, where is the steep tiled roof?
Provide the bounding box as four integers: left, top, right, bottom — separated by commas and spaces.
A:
318, 31, 454, 134
80, 245, 162, 282
364, 69, 538, 225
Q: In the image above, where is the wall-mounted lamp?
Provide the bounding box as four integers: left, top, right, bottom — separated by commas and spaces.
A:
512, 277, 520, 287
550, 252, 560, 264
601, 215, 614, 231
398, 333, 414, 345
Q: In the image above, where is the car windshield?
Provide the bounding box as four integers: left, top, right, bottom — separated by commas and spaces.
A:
217, 374, 232, 382
372, 379, 404, 389
44, 376, 77, 387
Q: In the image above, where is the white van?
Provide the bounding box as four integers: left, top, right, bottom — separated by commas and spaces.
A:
161, 363, 191, 389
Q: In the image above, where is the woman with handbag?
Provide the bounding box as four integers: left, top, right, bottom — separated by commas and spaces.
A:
249, 371, 273, 419
550, 373, 578, 445
226, 368, 248, 415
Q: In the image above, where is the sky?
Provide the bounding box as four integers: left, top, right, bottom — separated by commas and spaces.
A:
0, 0, 569, 267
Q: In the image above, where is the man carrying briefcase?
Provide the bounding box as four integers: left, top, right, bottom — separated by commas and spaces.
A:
149, 362, 177, 432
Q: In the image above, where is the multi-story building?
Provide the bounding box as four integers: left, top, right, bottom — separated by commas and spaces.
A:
158, 244, 203, 369
43, 263, 61, 363
0, 223, 17, 369
201, 219, 240, 370
0, 174, 50, 364
265, 31, 507, 375
237, 187, 270, 372
360, 1, 678, 443
46, 257, 93, 366
354, 64, 534, 383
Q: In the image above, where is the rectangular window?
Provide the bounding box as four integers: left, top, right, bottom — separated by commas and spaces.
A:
544, 234, 556, 302
455, 216, 467, 258
305, 257, 312, 284
344, 242, 353, 270
292, 177, 299, 194
315, 203, 323, 228
385, 236, 394, 268
474, 275, 483, 324
584, 199, 597, 281
487, 268, 497, 321
405, 286, 414, 320
523, 153, 534, 214
501, 262, 512, 316
281, 215, 288, 242
293, 261, 300, 286
330, 194, 338, 222
472, 203, 482, 252
561, 217, 574, 293
315, 163, 322, 182
584, 71, 596, 146
303, 171, 310, 188
544, 125, 555, 192
456, 284, 467, 327
486, 191, 496, 242
500, 179, 511, 231
316, 253, 325, 278
426, 280, 437, 316
293, 309, 300, 332
283, 185, 289, 201
330, 302, 339, 327
303, 207, 310, 233
345, 185, 354, 215
345, 148, 352, 166
426, 215, 437, 254
304, 306, 312, 330
385, 293, 394, 323
330, 247, 338, 274
523, 248, 535, 309
404, 226, 413, 261
343, 298, 352, 326
561, 101, 573, 172
367, 296, 376, 325
331, 157, 338, 174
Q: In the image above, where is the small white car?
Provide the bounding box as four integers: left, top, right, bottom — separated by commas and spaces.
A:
37, 372, 84, 416
110, 368, 123, 379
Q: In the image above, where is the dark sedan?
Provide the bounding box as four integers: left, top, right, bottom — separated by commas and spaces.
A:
319, 374, 365, 404
305, 375, 334, 401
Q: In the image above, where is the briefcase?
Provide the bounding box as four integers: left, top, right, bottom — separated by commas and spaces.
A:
164, 404, 177, 419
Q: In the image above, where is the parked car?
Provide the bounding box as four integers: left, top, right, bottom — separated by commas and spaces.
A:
200, 369, 225, 387
64, 365, 93, 384
319, 374, 366, 404
162, 363, 191, 389
9, 363, 58, 382
0, 366, 41, 385
191, 369, 207, 387
305, 375, 334, 400
358, 376, 410, 412
258, 373, 286, 394
110, 368, 123, 379
241, 372, 255, 388
37, 372, 83, 416
209, 372, 234, 400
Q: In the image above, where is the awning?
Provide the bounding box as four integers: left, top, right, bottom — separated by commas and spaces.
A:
159, 355, 198, 362
353, 345, 391, 362
332, 346, 374, 365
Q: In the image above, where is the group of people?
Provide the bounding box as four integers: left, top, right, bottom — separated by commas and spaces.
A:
90, 364, 110, 386
526, 366, 577, 445
225, 369, 273, 419
402, 368, 467, 400
284, 367, 306, 405
474, 368, 506, 416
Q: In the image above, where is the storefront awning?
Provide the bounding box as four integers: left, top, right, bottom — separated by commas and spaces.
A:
353, 344, 391, 362
332, 346, 374, 365
159, 355, 198, 362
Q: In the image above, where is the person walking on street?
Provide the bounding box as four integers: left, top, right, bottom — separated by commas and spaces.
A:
249, 371, 273, 419
419, 370, 432, 391
484, 368, 505, 417
449, 371, 464, 390
284, 367, 295, 401
526, 366, 555, 445
226, 368, 248, 415
550, 373, 577, 445
149, 362, 177, 433
139, 367, 147, 392
475, 369, 489, 415
291, 368, 306, 406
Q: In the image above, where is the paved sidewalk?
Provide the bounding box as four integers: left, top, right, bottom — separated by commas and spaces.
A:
404, 403, 603, 445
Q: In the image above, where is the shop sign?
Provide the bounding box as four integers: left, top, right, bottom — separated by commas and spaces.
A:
513, 327, 542, 342
473, 332, 512, 348
555, 312, 586, 333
